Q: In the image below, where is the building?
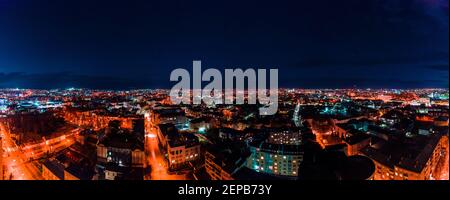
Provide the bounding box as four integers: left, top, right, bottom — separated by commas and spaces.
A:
205, 151, 234, 180
309, 117, 344, 148
167, 133, 201, 170
343, 131, 371, 156
0, 136, 3, 180
42, 160, 65, 180
246, 128, 304, 178
158, 123, 201, 170
218, 128, 246, 141
434, 116, 449, 127
64, 109, 142, 131
298, 147, 375, 180
189, 117, 210, 133
96, 125, 145, 180
360, 132, 448, 180
380, 110, 405, 127
204, 145, 249, 180
336, 120, 372, 156
41, 146, 95, 180
148, 107, 188, 129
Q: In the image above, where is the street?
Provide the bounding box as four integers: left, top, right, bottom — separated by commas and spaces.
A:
1, 123, 77, 180
145, 127, 187, 180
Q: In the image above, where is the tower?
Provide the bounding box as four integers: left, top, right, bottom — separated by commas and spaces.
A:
293, 100, 303, 127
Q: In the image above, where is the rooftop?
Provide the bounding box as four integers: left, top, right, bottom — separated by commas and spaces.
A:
42, 160, 65, 180
360, 133, 443, 173
98, 129, 144, 150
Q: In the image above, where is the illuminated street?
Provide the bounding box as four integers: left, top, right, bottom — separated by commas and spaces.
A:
1, 123, 41, 180
146, 127, 187, 180
1, 123, 78, 180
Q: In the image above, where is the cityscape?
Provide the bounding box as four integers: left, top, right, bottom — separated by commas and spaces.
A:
0, 88, 448, 180
0, 0, 449, 183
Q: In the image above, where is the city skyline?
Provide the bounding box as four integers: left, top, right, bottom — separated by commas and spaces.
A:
0, 0, 449, 183
1, 87, 448, 181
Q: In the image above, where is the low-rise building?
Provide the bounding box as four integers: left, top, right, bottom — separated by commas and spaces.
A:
158, 123, 201, 170
0, 136, 3, 180
96, 124, 145, 180
148, 107, 188, 129
41, 147, 95, 180
360, 132, 448, 180
204, 146, 249, 180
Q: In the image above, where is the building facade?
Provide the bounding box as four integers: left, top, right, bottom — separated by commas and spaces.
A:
246, 128, 304, 177
205, 151, 234, 180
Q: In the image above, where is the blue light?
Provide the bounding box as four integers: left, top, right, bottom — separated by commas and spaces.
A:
198, 127, 206, 133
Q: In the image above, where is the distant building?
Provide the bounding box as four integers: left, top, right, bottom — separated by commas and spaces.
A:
219, 128, 245, 141
415, 121, 434, 136
64, 108, 142, 131
148, 108, 188, 129
380, 110, 405, 127
434, 116, 449, 127
189, 117, 210, 133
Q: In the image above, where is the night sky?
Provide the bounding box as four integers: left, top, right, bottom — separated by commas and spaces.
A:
0, 0, 448, 89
